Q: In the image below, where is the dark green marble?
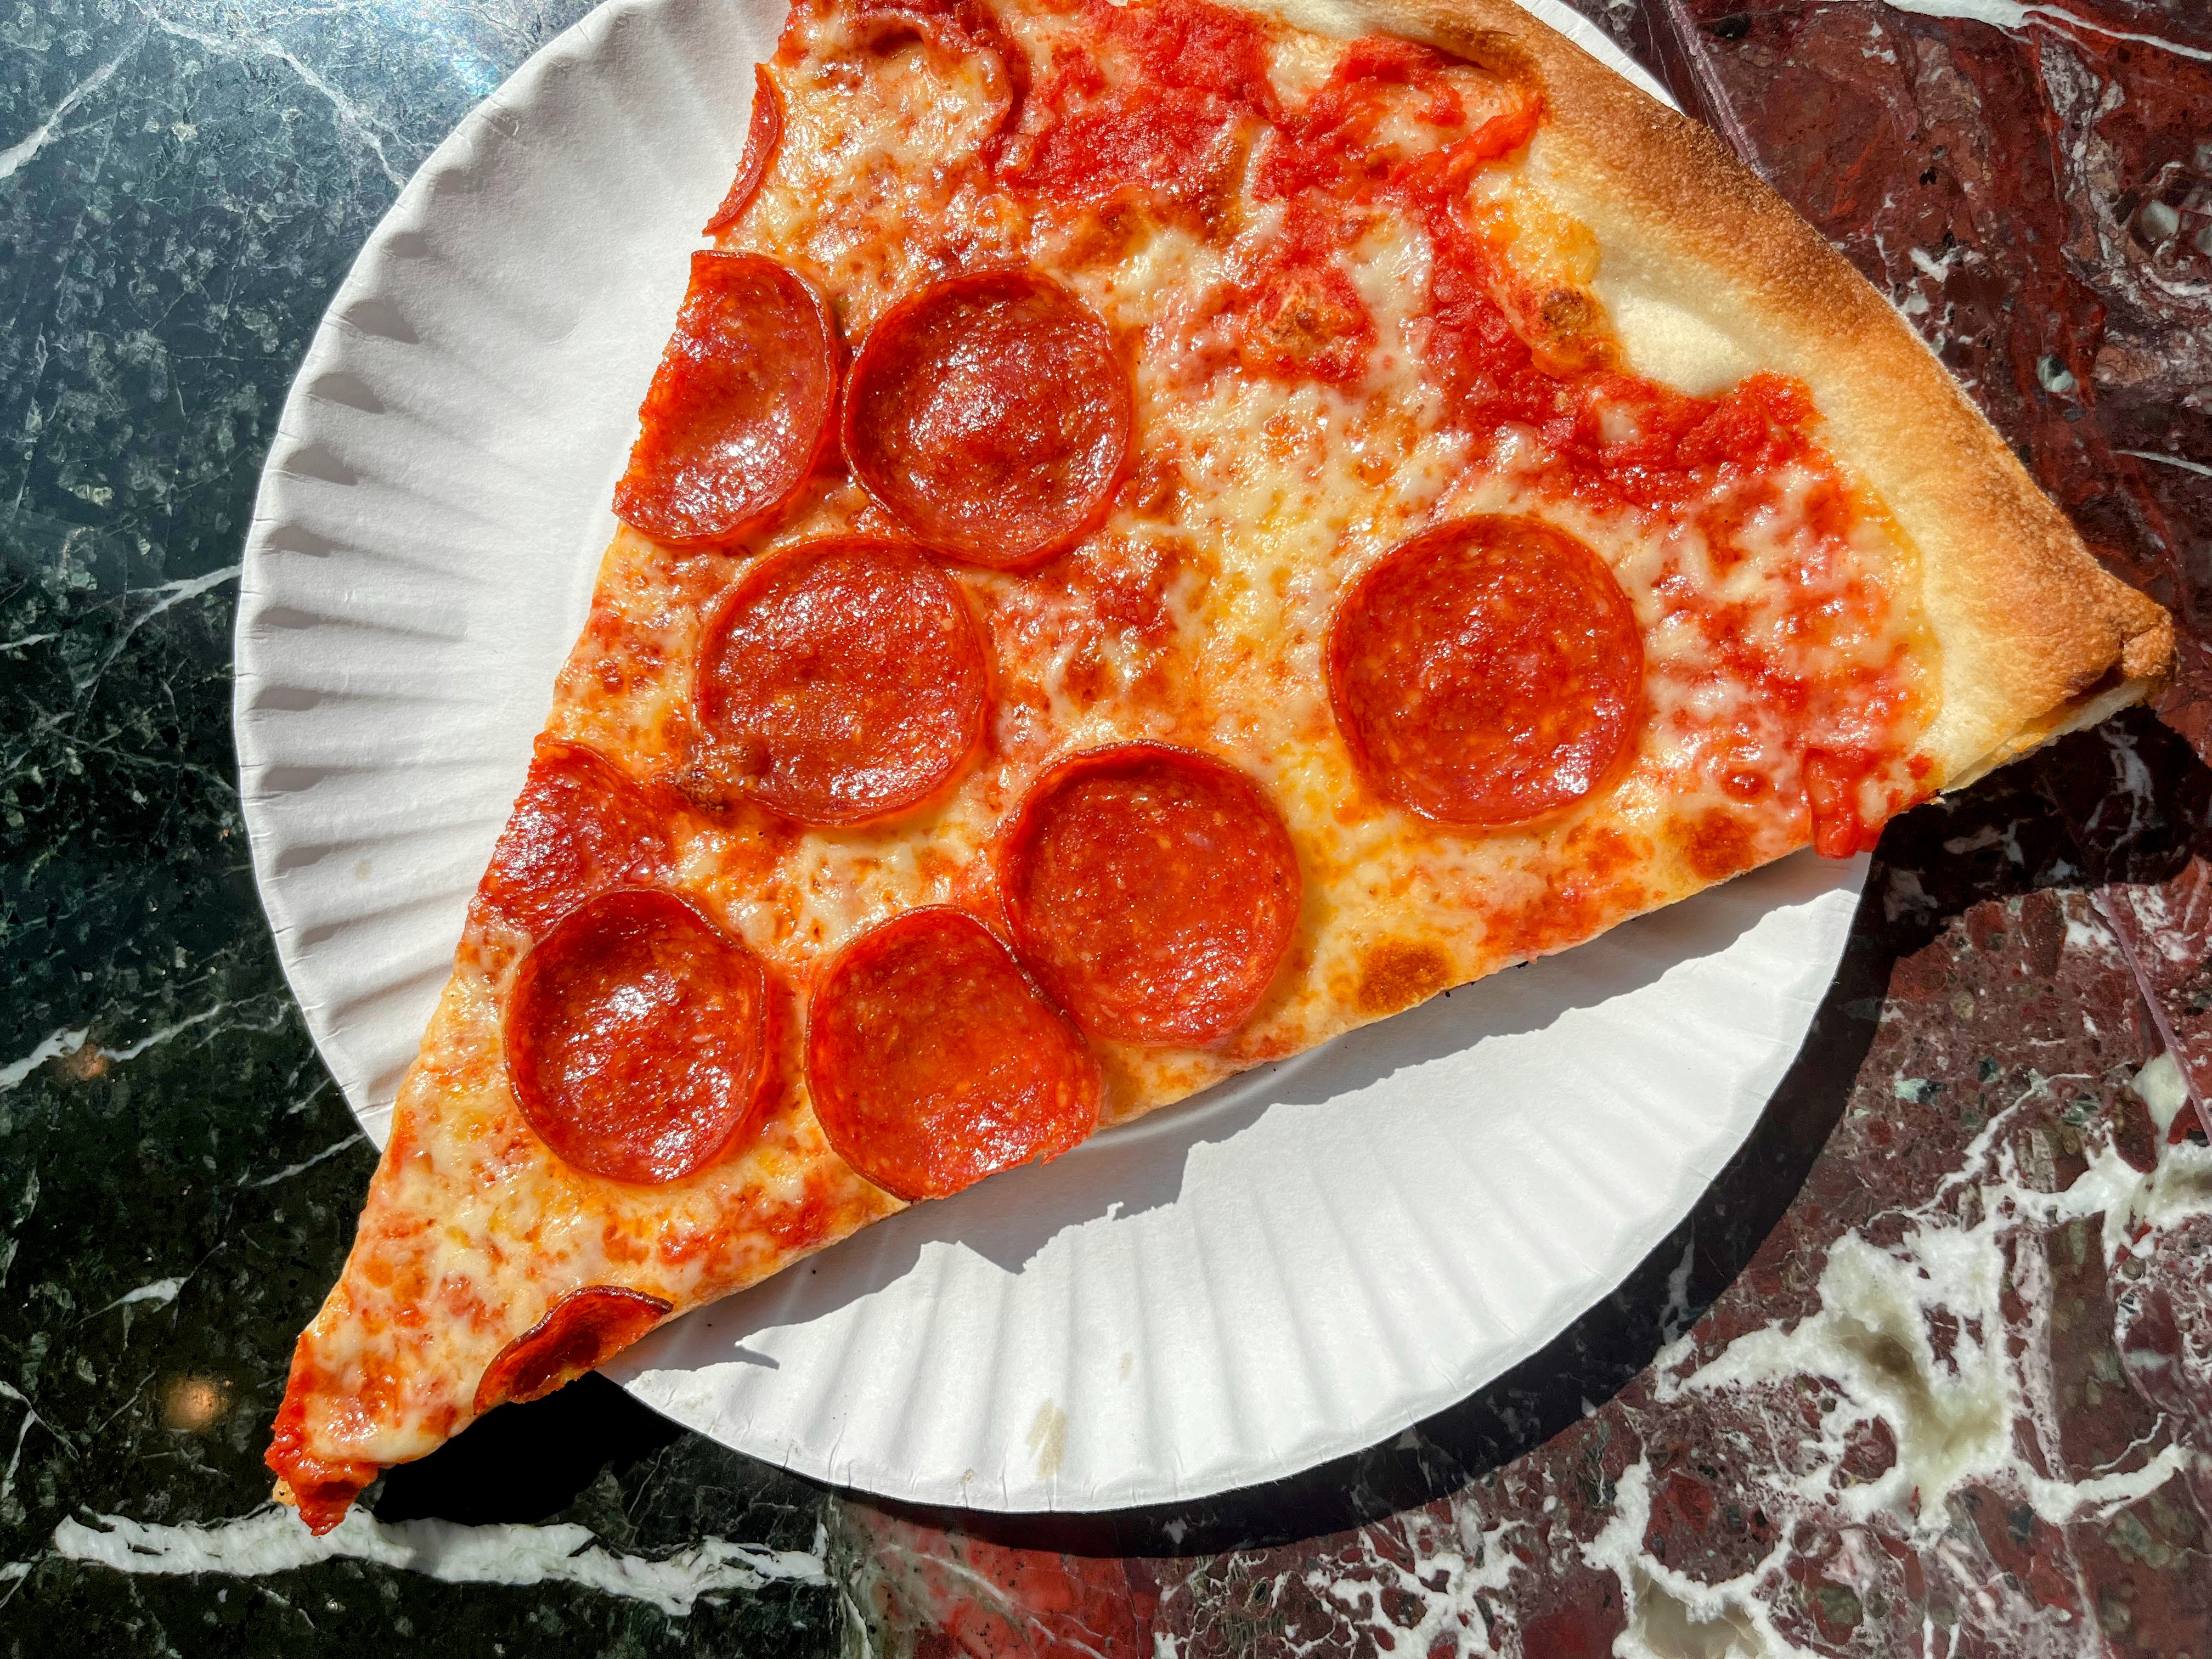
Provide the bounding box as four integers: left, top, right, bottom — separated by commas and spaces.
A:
0, 4, 839, 1652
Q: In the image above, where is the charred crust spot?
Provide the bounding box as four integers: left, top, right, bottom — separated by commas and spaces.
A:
2064, 662, 2124, 700
1355, 939, 1453, 1017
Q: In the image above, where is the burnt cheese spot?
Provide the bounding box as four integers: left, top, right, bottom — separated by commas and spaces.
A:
1681, 807, 1759, 882
1355, 939, 1454, 1018
1530, 287, 1611, 371
1539, 288, 1594, 332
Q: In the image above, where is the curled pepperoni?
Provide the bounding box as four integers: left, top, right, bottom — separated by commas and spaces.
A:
843, 271, 1131, 569
807, 908, 1100, 1201
1328, 516, 1644, 827
473, 1286, 673, 1414
695, 540, 989, 825
614, 252, 838, 547
475, 738, 677, 938
703, 66, 785, 235
506, 889, 774, 1184
1002, 744, 1300, 1046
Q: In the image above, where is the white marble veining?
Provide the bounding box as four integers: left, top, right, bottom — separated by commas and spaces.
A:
48, 1505, 828, 1617
1880, 0, 2212, 63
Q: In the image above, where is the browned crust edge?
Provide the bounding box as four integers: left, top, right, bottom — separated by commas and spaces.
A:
1265, 0, 2172, 787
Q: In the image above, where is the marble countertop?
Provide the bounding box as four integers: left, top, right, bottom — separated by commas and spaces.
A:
2, 0, 2207, 1653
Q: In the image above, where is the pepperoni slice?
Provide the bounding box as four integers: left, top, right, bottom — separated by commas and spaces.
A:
1001, 744, 1300, 1046
1328, 516, 1644, 826
613, 252, 838, 547
843, 271, 1131, 569
473, 1286, 673, 1414
505, 889, 774, 1184
806, 908, 1101, 1201
475, 738, 677, 938
703, 66, 785, 235
695, 540, 989, 825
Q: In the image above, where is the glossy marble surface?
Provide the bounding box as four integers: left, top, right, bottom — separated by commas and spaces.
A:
2, 0, 2207, 1654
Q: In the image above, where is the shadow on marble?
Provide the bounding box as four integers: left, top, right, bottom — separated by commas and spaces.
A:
373, 1373, 684, 1527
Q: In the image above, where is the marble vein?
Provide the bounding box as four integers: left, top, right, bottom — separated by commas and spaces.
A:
0, 998, 270, 1098
52, 1506, 830, 1617
1582, 1460, 1809, 1659
93, 1278, 185, 1316
140, 13, 410, 188
0, 36, 142, 184
2119, 449, 2212, 480
1311, 1513, 1525, 1656
0, 1380, 75, 1515
121, 564, 244, 623
247, 1131, 364, 1188
1664, 1097, 2196, 1514
0, 1028, 90, 1093
1878, 0, 2212, 63
96, 999, 236, 1065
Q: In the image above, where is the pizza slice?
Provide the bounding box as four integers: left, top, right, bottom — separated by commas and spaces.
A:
266, 0, 2171, 1530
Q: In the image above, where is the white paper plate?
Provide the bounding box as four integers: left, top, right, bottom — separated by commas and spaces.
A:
234, 0, 1864, 1511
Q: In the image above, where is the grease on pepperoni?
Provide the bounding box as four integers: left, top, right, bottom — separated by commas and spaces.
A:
475, 738, 678, 939
1002, 744, 1300, 1046
505, 889, 774, 1184
806, 907, 1099, 1201
703, 66, 785, 235
843, 271, 1130, 569
614, 252, 838, 546
1329, 516, 1644, 827
473, 1286, 673, 1414
695, 539, 989, 825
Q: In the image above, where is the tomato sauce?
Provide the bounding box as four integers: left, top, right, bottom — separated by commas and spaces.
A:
766, 0, 1927, 853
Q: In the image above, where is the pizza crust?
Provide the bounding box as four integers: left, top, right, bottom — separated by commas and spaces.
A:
1261, 0, 2172, 788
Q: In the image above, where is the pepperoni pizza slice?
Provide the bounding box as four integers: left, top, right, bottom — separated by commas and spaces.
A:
267, 0, 2171, 1529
